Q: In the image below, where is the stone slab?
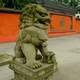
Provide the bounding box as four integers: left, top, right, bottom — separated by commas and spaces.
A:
0, 54, 12, 66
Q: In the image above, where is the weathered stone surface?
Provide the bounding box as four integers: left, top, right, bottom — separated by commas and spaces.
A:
0, 54, 12, 66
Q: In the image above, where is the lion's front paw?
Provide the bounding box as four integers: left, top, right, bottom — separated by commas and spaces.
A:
25, 61, 42, 69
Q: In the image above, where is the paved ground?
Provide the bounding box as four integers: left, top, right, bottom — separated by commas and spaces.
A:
0, 34, 80, 80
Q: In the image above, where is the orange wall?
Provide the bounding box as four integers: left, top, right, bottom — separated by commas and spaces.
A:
48, 13, 80, 37
1, 12, 80, 42
72, 17, 77, 32
73, 17, 80, 33
0, 13, 20, 42
49, 14, 72, 33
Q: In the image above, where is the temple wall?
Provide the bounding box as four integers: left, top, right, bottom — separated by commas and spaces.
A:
48, 13, 80, 37
0, 8, 20, 42
0, 9, 80, 42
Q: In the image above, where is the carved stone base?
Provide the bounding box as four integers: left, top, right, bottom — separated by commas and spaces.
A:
10, 61, 54, 80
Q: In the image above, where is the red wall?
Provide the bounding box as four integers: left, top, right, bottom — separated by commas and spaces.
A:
51, 15, 71, 32
73, 16, 80, 33
0, 13, 20, 42
49, 14, 72, 32
48, 13, 80, 37
0, 11, 80, 42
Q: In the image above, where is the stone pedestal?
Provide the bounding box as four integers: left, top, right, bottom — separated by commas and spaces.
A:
10, 61, 54, 80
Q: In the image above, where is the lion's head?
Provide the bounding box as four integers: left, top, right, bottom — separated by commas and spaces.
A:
20, 4, 51, 29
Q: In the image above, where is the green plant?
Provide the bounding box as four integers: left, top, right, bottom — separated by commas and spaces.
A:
0, 0, 3, 7
0, 0, 37, 9
14, 0, 37, 10
69, 0, 78, 8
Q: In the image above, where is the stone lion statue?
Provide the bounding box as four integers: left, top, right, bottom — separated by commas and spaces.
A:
14, 4, 57, 69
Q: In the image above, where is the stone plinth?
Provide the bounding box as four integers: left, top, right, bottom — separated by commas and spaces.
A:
0, 54, 12, 66
10, 61, 54, 80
